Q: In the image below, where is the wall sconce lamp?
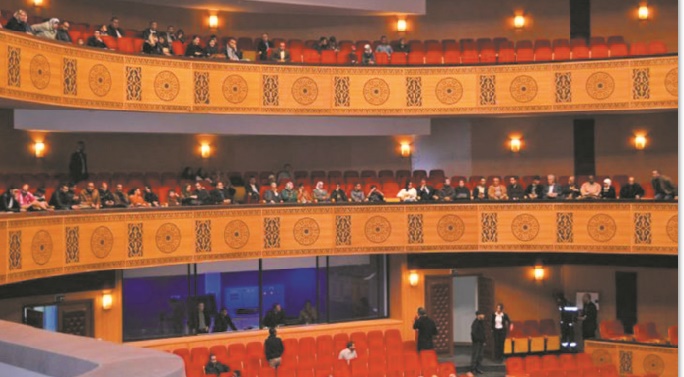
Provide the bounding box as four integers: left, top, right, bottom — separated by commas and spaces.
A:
102, 291, 113, 310
513, 15, 526, 30
400, 142, 412, 158
397, 19, 407, 32
208, 15, 219, 30
510, 137, 522, 153
34, 141, 46, 158
408, 271, 420, 287
634, 134, 647, 150
533, 264, 545, 281
200, 143, 211, 159
33, 0, 44, 7
638, 4, 650, 20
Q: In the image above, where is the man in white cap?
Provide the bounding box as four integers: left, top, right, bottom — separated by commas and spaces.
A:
362, 44, 375, 65
32, 18, 60, 39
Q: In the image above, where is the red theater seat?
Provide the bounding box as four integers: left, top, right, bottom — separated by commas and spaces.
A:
534, 39, 553, 61
571, 38, 590, 59
630, 42, 648, 56
391, 52, 408, 65
553, 39, 571, 60
479, 41, 497, 63
442, 51, 462, 64
609, 43, 628, 57
320, 50, 337, 64
408, 51, 425, 65
375, 52, 389, 65
516, 40, 534, 62
648, 41, 667, 54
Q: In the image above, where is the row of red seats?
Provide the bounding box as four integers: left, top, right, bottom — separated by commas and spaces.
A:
600, 320, 677, 345
506, 353, 618, 377
506, 319, 560, 355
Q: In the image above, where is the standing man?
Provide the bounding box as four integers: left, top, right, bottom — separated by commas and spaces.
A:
264, 327, 284, 368
214, 307, 238, 332
413, 307, 438, 351
470, 311, 486, 375
263, 303, 286, 328
69, 141, 88, 183
188, 301, 211, 334
580, 294, 598, 340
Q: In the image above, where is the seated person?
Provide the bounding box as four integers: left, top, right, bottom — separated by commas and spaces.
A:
600, 178, 616, 199
128, 188, 149, 207
297, 184, 313, 203
167, 189, 181, 206
142, 33, 162, 55
56, 21, 72, 43
472, 178, 488, 200
99, 182, 116, 208
181, 183, 199, 205
17, 184, 49, 211
112, 184, 130, 207
264, 182, 283, 204
313, 181, 330, 203
226, 37, 245, 61
298, 300, 318, 324
487, 177, 508, 200
417, 179, 435, 201
330, 183, 348, 203
79, 182, 101, 209
524, 176, 543, 200
563, 176, 581, 200
395, 38, 411, 53
315, 36, 331, 52
580, 175, 601, 199
619, 177, 645, 199
31, 18, 60, 40
194, 182, 212, 205
34, 187, 47, 204
281, 182, 298, 203
271, 42, 290, 63
214, 307, 238, 332
157, 35, 173, 56
651, 170, 677, 200
350, 183, 365, 202
543, 174, 563, 200
185, 35, 205, 57
375, 35, 393, 56
276, 164, 293, 182
361, 44, 375, 65
4, 10, 32, 33
211, 181, 235, 204
68, 183, 82, 206
86, 30, 108, 49
454, 179, 471, 200
263, 303, 286, 328
397, 182, 418, 202
367, 185, 385, 203
338, 341, 358, 364
1, 186, 21, 212
143, 185, 161, 207
246, 177, 261, 204
438, 179, 456, 201
205, 354, 238, 377
507, 177, 524, 200
348, 45, 359, 65
50, 184, 77, 210
204, 38, 221, 58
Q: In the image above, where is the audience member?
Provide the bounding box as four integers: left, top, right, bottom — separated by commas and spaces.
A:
33, 187, 47, 205
143, 185, 161, 207
413, 307, 438, 351
204, 354, 232, 377
77, 38, 85, 46
246, 177, 261, 204
313, 181, 330, 203
491, 304, 511, 363
56, 21, 72, 43
1, 187, 21, 213
651, 169, 676, 200
205, 38, 221, 58
507, 177, 524, 200
185, 35, 205, 57
417, 179, 435, 201
470, 311, 486, 375
142, 21, 158, 40
454, 179, 471, 200
113, 184, 130, 207
473, 178, 488, 200
257, 33, 272, 61
397, 181, 418, 202
328, 36, 339, 51
98, 183, 115, 208
163, 25, 175, 42
271, 41, 290, 63
181, 183, 199, 205
600, 178, 616, 199
619, 176, 645, 199
348, 45, 359, 65
189, 301, 211, 334
68, 183, 81, 206
50, 184, 76, 210
79, 182, 101, 209
157, 35, 172, 56
17, 184, 49, 211
488, 177, 508, 200
263, 303, 286, 328
375, 35, 393, 56
297, 184, 313, 203
563, 176, 581, 200
543, 174, 563, 200
395, 38, 411, 53
367, 185, 385, 202
142, 33, 162, 55
264, 327, 284, 368
361, 44, 375, 65
579, 293, 598, 340
276, 164, 293, 182
226, 37, 244, 61
211, 181, 234, 204
338, 341, 358, 364
264, 182, 283, 204
107, 17, 124, 38
349, 183, 365, 202
31, 18, 60, 39
194, 182, 212, 205
524, 176, 543, 200
69, 141, 89, 183
281, 182, 297, 203
167, 189, 181, 206
580, 175, 601, 199
330, 183, 348, 202
298, 300, 318, 324
86, 30, 108, 48
438, 179, 455, 201
129, 188, 149, 207
315, 36, 331, 53
98, 24, 109, 36
5, 10, 31, 33
175, 29, 185, 43
214, 307, 238, 332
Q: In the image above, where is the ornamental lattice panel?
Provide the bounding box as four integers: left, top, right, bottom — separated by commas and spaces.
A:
426, 276, 453, 355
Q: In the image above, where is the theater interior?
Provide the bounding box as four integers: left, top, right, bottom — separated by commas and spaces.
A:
0, 0, 678, 376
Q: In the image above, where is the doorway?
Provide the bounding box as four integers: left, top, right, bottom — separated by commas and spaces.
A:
452, 276, 495, 357
23, 300, 94, 337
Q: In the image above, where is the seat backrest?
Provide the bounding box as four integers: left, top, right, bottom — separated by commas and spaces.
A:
506, 357, 525, 373
525, 355, 542, 372
542, 354, 560, 370
668, 325, 678, 345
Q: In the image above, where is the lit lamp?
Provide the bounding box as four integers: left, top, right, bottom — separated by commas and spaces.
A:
533, 264, 545, 281
638, 4, 649, 20
33, 0, 44, 7
510, 137, 522, 153
208, 15, 219, 30
513, 15, 526, 29
408, 271, 419, 287
634, 134, 647, 150
400, 142, 412, 158
200, 144, 211, 159
34, 141, 45, 158
102, 292, 113, 310
397, 19, 407, 32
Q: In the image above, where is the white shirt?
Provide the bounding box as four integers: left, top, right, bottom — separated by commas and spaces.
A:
338, 348, 357, 363
494, 312, 504, 329
397, 188, 417, 201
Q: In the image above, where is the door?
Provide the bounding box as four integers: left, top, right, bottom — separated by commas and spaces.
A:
425, 275, 453, 355
478, 276, 495, 358
58, 300, 94, 337
615, 272, 637, 334
25, 308, 44, 329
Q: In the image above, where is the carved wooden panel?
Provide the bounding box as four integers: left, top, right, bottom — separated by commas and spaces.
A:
425, 275, 453, 355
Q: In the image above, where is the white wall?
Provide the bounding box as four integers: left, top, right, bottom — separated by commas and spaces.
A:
453, 276, 478, 343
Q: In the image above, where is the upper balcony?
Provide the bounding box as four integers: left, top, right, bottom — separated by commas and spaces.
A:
0, 30, 677, 117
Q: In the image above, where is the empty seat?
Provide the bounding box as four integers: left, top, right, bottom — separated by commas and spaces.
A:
506, 357, 525, 375
516, 40, 534, 62
669, 325, 678, 345
609, 42, 629, 57
317, 335, 335, 358
630, 42, 648, 56
391, 52, 408, 65
479, 41, 497, 63
553, 39, 571, 61
534, 39, 553, 61
525, 320, 545, 352
443, 50, 461, 64
498, 41, 516, 63
541, 355, 560, 370
525, 355, 542, 373
408, 51, 425, 65
375, 52, 389, 65
539, 319, 561, 351
571, 38, 590, 59
648, 40, 667, 54
321, 50, 337, 64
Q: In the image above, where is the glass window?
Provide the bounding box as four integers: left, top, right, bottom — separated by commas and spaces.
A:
261, 257, 318, 327
327, 255, 387, 322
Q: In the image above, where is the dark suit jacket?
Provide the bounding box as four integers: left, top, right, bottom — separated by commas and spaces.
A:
49, 190, 72, 210
185, 43, 205, 57
188, 310, 212, 333
142, 28, 156, 40
471, 319, 486, 343
417, 186, 435, 201
542, 183, 563, 199
413, 315, 438, 351
257, 40, 272, 60
214, 313, 238, 332
1, 192, 20, 212
86, 37, 107, 49
600, 187, 616, 199
619, 184, 645, 199
5, 18, 31, 33
263, 309, 285, 328
265, 335, 284, 360
107, 25, 125, 38
205, 361, 230, 376
524, 184, 544, 199
56, 30, 72, 43
331, 189, 347, 202
69, 151, 88, 183
473, 186, 488, 200
270, 48, 290, 62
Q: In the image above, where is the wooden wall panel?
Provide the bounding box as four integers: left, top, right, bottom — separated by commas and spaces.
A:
0, 31, 677, 117
0, 202, 676, 286
585, 340, 678, 377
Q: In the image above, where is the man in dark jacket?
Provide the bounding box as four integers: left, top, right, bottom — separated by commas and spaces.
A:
1, 187, 20, 213
470, 311, 486, 374
49, 184, 75, 210
5, 10, 31, 33
69, 141, 88, 183
214, 307, 238, 332
188, 301, 211, 334
413, 307, 438, 351
264, 327, 284, 368
651, 170, 677, 200
205, 354, 239, 377
55, 22, 72, 43
619, 177, 645, 199
580, 293, 598, 340
263, 303, 286, 328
